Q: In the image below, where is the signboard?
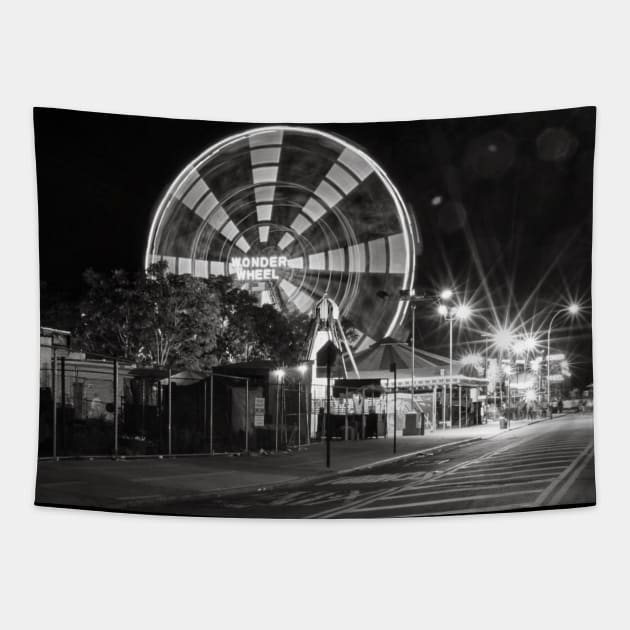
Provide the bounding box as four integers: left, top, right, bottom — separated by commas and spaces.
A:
470, 388, 479, 402
548, 353, 566, 362
231, 256, 288, 281
254, 397, 265, 426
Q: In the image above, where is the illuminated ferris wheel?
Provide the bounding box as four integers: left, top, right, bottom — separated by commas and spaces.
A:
145, 126, 420, 351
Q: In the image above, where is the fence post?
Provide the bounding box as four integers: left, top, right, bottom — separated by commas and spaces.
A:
203, 379, 207, 441
298, 380, 301, 450
113, 359, 119, 457
210, 374, 214, 455
168, 368, 172, 457
344, 386, 349, 441
306, 378, 310, 446
60, 356, 66, 454
51, 352, 57, 459
245, 378, 249, 452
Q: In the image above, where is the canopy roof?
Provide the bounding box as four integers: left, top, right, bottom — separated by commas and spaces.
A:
343, 337, 469, 379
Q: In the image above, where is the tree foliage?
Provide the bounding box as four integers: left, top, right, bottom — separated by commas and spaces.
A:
73, 262, 313, 369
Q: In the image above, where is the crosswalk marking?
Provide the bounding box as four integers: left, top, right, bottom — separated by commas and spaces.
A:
348, 490, 542, 515
309, 421, 594, 518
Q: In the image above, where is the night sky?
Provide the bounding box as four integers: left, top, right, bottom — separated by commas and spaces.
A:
34, 106, 594, 386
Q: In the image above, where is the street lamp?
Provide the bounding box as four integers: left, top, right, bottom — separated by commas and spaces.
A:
438, 298, 472, 429
399, 288, 433, 431
546, 304, 580, 417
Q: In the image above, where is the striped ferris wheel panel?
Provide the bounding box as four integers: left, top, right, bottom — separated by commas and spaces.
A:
145, 126, 421, 348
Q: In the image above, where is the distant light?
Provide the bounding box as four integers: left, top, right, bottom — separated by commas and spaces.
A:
493, 327, 515, 351
488, 144, 498, 153
568, 303, 580, 315
437, 304, 448, 316
460, 352, 483, 366
523, 335, 538, 351
274, 369, 286, 378
440, 289, 454, 301
504, 365, 513, 376
431, 195, 443, 206
513, 340, 526, 355
456, 304, 472, 320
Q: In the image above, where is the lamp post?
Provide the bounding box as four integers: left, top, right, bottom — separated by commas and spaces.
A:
546, 304, 579, 418
438, 296, 471, 428
297, 364, 308, 449
274, 368, 285, 453
398, 289, 431, 430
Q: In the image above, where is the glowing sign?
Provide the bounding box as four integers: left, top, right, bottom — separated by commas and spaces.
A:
231, 256, 288, 281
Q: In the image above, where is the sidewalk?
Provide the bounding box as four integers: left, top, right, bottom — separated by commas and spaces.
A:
35, 419, 548, 510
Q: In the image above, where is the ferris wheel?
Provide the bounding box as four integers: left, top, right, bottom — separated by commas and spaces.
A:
145, 126, 420, 351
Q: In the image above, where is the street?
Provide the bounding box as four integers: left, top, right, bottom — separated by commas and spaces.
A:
150, 414, 595, 518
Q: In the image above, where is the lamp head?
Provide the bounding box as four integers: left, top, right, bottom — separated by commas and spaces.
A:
456, 304, 472, 320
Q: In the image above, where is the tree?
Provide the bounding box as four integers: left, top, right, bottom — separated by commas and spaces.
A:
77, 262, 222, 370
74, 262, 337, 370
208, 277, 312, 366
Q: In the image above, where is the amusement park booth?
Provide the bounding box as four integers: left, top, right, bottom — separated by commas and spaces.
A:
339, 337, 488, 434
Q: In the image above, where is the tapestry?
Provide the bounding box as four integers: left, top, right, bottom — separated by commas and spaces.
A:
35, 107, 595, 517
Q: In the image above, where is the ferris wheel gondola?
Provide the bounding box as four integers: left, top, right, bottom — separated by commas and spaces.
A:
145, 126, 420, 350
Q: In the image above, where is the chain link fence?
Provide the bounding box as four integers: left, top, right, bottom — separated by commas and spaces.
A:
39, 347, 486, 459
39, 348, 316, 458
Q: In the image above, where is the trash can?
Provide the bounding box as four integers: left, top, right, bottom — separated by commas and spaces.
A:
499, 416, 508, 429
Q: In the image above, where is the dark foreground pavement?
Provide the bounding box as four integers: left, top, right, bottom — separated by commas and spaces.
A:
35, 414, 593, 517
36, 422, 506, 510
154, 414, 594, 518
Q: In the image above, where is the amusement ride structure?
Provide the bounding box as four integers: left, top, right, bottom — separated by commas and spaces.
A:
145, 125, 420, 354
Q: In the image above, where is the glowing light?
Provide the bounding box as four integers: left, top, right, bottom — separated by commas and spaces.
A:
504, 365, 513, 376
524, 390, 537, 402
456, 304, 472, 320
298, 364, 308, 374
437, 304, 448, 316
513, 340, 526, 355
492, 327, 515, 351
523, 334, 538, 351
568, 303, 580, 315
440, 289, 454, 301
274, 369, 286, 379
460, 352, 483, 367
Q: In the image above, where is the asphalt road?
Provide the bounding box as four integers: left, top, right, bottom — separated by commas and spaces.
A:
146, 414, 595, 518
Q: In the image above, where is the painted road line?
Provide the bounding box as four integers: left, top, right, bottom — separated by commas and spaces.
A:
369, 480, 548, 502
533, 442, 595, 507
460, 459, 576, 474
310, 437, 535, 518
481, 449, 585, 462
546, 452, 594, 506
439, 466, 568, 480
345, 490, 541, 515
